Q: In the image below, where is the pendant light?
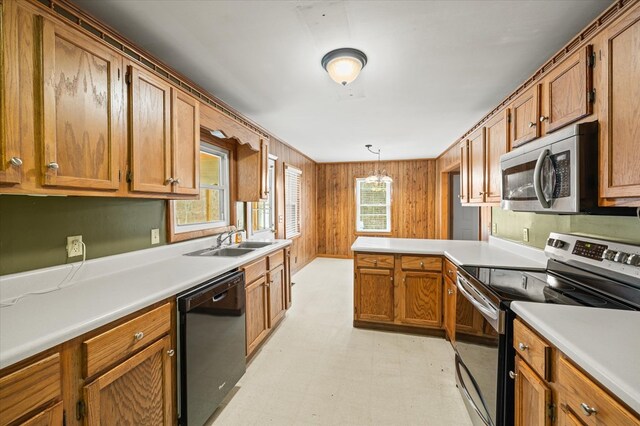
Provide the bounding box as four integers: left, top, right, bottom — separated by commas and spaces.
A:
321, 48, 368, 86
364, 144, 392, 185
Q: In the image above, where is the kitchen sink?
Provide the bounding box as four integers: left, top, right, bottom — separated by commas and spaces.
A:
237, 241, 275, 249
185, 247, 255, 257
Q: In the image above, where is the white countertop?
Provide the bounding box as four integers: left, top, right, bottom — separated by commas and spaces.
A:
351, 236, 546, 269
0, 238, 290, 369
511, 302, 640, 415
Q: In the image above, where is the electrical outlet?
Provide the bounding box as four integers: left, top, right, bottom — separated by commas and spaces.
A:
523, 228, 530, 242
492, 223, 497, 234
151, 228, 160, 245
66, 235, 83, 257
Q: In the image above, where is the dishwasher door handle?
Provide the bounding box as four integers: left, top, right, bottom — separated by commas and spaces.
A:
212, 291, 228, 302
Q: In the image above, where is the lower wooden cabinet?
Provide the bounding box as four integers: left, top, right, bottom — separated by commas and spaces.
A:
268, 264, 286, 327
398, 271, 442, 328
83, 335, 174, 425
19, 401, 63, 426
355, 267, 395, 323
455, 291, 484, 336
443, 277, 456, 342
514, 355, 552, 426
245, 274, 270, 357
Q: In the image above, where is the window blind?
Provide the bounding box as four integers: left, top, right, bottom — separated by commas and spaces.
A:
284, 165, 302, 239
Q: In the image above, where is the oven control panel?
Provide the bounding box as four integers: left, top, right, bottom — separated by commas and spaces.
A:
572, 240, 607, 260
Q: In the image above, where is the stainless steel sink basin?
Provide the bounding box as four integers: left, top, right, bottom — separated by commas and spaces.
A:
237, 241, 275, 249
185, 247, 255, 257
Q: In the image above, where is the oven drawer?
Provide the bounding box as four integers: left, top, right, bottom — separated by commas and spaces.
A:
513, 318, 551, 380
401, 255, 441, 271
557, 355, 640, 425
355, 253, 394, 269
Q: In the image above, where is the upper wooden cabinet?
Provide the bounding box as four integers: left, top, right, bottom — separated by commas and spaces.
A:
41, 16, 123, 190
600, 8, 640, 203
511, 84, 541, 148
484, 109, 510, 203
237, 138, 269, 201
0, 1, 23, 186
542, 45, 594, 134
459, 139, 469, 204
128, 64, 199, 196
468, 128, 486, 204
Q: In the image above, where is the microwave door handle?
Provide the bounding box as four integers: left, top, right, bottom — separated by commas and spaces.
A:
533, 148, 551, 208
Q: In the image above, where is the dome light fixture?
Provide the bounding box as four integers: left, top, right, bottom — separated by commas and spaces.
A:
321, 48, 368, 86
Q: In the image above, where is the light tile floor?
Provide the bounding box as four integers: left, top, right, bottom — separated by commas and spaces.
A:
209, 258, 472, 425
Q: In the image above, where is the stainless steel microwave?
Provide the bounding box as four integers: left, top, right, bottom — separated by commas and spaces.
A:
500, 121, 598, 213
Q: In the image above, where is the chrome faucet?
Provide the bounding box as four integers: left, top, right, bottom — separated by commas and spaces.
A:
216, 229, 244, 248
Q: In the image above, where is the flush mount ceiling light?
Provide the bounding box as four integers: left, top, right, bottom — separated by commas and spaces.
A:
364, 144, 392, 185
321, 48, 368, 86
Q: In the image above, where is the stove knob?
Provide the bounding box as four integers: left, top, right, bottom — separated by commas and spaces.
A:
614, 252, 629, 264
552, 239, 565, 248
602, 249, 617, 261
626, 254, 640, 267
547, 238, 556, 247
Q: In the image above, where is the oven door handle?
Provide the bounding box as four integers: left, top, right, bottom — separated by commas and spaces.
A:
455, 357, 493, 426
533, 148, 551, 209
456, 276, 498, 321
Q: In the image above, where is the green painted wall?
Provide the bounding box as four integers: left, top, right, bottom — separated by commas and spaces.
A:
492, 207, 640, 248
0, 195, 166, 275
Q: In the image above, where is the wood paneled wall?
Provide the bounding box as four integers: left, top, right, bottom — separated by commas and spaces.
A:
316, 160, 436, 258
269, 138, 317, 274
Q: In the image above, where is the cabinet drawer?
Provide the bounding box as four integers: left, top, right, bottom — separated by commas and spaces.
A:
243, 257, 267, 284
83, 303, 171, 378
0, 353, 61, 426
401, 256, 442, 271
444, 258, 458, 282
513, 318, 551, 380
268, 250, 284, 270
355, 253, 394, 269
558, 355, 640, 426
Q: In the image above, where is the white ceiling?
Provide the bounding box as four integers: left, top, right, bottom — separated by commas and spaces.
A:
73, 0, 611, 162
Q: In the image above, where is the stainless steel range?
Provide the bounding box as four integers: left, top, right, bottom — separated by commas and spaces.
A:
454, 233, 640, 426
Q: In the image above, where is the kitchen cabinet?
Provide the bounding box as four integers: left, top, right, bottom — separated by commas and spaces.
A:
245, 275, 270, 357
41, 15, 123, 191
0, 353, 62, 426
468, 128, 486, 204
84, 335, 174, 425
599, 7, 640, 203
514, 355, 552, 426
20, 401, 63, 426
511, 84, 541, 148
355, 268, 395, 323
237, 138, 270, 201
484, 109, 510, 203
459, 139, 469, 204
398, 271, 442, 328
0, 1, 23, 186
443, 276, 456, 342
171, 89, 200, 195
284, 246, 292, 309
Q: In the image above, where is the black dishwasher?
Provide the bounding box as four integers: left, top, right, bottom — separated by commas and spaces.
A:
177, 270, 246, 426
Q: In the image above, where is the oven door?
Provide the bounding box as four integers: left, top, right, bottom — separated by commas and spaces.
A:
500, 135, 576, 213
455, 274, 504, 426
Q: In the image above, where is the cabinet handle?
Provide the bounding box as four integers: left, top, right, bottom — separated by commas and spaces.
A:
134, 331, 144, 341
528, 122, 536, 128
448, 270, 454, 275
509, 371, 517, 379
447, 289, 454, 295
518, 342, 529, 351
458, 194, 463, 199
373, 260, 378, 266
390, 276, 393, 282
539, 116, 548, 122
47, 162, 59, 170
10, 157, 23, 167
172, 178, 181, 185
419, 261, 424, 268
167, 349, 175, 357
478, 192, 484, 196
580, 403, 597, 417
265, 190, 270, 194
165, 177, 174, 185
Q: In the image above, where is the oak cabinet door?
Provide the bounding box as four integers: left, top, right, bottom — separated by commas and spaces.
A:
260, 138, 269, 199
511, 84, 541, 148
399, 271, 442, 328
84, 336, 174, 426
0, 1, 23, 185
468, 128, 486, 204
171, 89, 199, 195
455, 292, 484, 336
245, 275, 269, 357
484, 109, 509, 203
268, 264, 286, 327
514, 355, 551, 426
543, 45, 593, 133
41, 18, 122, 190
443, 277, 456, 342
18, 401, 63, 426
284, 247, 292, 309
601, 10, 640, 201
356, 268, 394, 323
129, 65, 172, 194
459, 140, 469, 204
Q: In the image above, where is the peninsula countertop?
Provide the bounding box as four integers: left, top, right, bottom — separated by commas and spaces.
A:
511, 301, 640, 415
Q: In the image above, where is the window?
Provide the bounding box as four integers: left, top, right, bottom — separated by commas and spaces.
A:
173, 143, 230, 234
356, 179, 391, 232
250, 157, 276, 236
284, 164, 302, 239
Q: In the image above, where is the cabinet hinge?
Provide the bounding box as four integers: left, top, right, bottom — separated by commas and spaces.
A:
125, 71, 132, 85
547, 403, 556, 423
126, 170, 133, 183
76, 400, 86, 421
587, 51, 596, 68
588, 88, 596, 103
118, 169, 121, 182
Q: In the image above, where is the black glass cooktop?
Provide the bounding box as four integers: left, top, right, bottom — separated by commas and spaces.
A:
459, 263, 638, 311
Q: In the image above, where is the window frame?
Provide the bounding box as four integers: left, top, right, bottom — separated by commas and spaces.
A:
284, 164, 302, 239
355, 178, 392, 233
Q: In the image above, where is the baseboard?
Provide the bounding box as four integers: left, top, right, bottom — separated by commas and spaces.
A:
353, 320, 446, 338
315, 254, 351, 259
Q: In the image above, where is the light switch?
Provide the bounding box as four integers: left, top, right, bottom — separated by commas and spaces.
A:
151, 228, 160, 245
523, 228, 530, 242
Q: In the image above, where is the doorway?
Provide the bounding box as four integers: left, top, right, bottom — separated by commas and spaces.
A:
450, 174, 479, 240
